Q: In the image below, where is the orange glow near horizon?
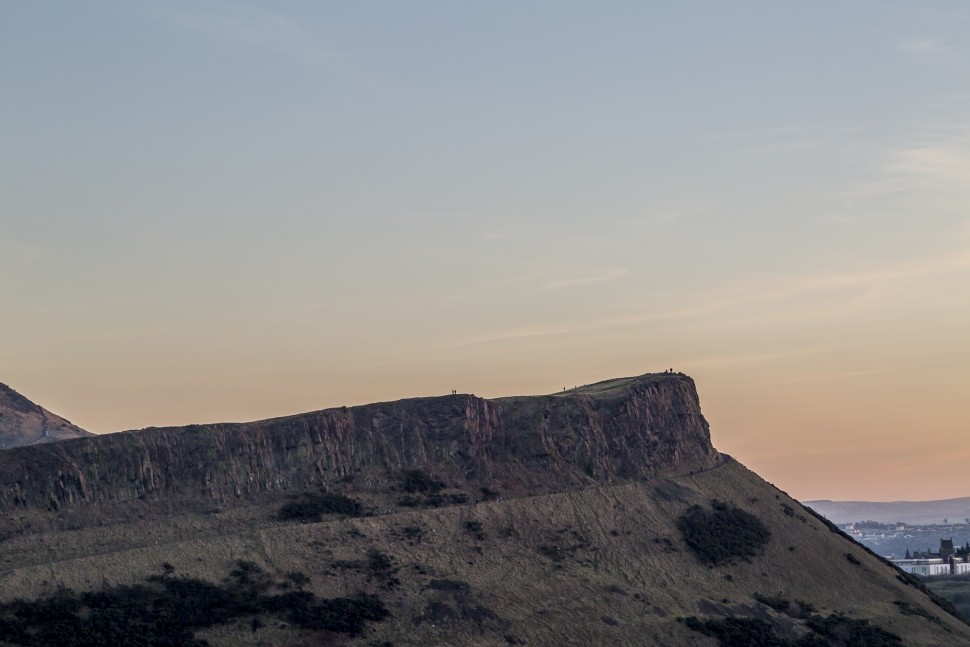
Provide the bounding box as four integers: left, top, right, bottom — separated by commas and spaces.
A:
3, 2, 969, 504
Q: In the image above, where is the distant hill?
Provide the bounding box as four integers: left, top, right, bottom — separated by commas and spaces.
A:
1, 373, 967, 646
0, 382, 91, 449
803, 497, 970, 525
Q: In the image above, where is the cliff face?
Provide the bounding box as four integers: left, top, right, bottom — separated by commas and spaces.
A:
0, 373, 718, 513
0, 383, 91, 450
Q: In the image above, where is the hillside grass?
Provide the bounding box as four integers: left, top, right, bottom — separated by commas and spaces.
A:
0, 461, 966, 646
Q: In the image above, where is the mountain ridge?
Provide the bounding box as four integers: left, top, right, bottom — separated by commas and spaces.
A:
0, 372, 717, 517
804, 497, 970, 525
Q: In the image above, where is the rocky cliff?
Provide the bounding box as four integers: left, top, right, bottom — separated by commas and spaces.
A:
0, 373, 718, 514
3, 373, 967, 647
0, 383, 91, 450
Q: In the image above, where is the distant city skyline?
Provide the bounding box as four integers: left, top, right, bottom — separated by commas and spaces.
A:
2, 1, 969, 501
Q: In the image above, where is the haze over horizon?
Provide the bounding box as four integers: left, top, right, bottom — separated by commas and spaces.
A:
3, 1, 969, 502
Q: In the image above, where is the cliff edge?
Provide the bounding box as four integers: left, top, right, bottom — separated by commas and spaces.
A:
0, 373, 718, 514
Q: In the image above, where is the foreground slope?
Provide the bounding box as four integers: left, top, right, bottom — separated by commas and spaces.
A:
0, 373, 966, 646
0, 383, 91, 450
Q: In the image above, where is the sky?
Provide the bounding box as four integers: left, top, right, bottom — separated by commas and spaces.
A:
2, 1, 969, 502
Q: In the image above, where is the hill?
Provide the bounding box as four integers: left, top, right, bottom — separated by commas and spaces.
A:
804, 498, 970, 526
0, 382, 91, 450
0, 373, 966, 646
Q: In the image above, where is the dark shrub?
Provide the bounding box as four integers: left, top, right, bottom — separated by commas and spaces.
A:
428, 579, 470, 593
423, 492, 468, 507
681, 616, 789, 646
683, 611, 903, 647
805, 613, 902, 645
277, 491, 363, 522
753, 593, 815, 619
287, 594, 389, 635
536, 544, 564, 563
677, 500, 771, 565
401, 469, 445, 494
464, 520, 485, 541
480, 486, 499, 499
893, 600, 940, 624
0, 562, 390, 646
398, 491, 466, 508
364, 549, 400, 589
367, 550, 394, 576
262, 590, 314, 613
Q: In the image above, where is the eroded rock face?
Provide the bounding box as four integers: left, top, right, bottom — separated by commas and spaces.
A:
0, 373, 719, 513
0, 383, 91, 450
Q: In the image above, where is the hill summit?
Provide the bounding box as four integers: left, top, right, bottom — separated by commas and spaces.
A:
0, 382, 91, 450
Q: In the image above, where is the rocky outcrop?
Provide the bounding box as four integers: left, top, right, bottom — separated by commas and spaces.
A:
0, 383, 91, 450
0, 373, 718, 513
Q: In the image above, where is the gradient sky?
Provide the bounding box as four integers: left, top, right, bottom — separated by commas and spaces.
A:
2, 1, 969, 501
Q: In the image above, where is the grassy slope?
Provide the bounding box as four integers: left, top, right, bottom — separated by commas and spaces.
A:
1, 459, 967, 646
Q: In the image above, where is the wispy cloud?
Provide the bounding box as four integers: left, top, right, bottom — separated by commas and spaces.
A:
723, 368, 888, 389
837, 129, 970, 202
445, 323, 590, 348
712, 126, 806, 140
540, 268, 628, 289
898, 37, 940, 55
707, 124, 864, 155
444, 251, 970, 349
757, 253, 970, 294
895, 36, 959, 64
889, 142, 970, 182
135, 1, 331, 63
475, 221, 549, 241
632, 252, 970, 324
682, 349, 835, 370
929, 447, 970, 466
7, 324, 184, 356
648, 211, 687, 224
483, 267, 628, 292
620, 205, 700, 226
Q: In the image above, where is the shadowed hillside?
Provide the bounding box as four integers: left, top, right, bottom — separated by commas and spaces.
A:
0, 373, 966, 646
